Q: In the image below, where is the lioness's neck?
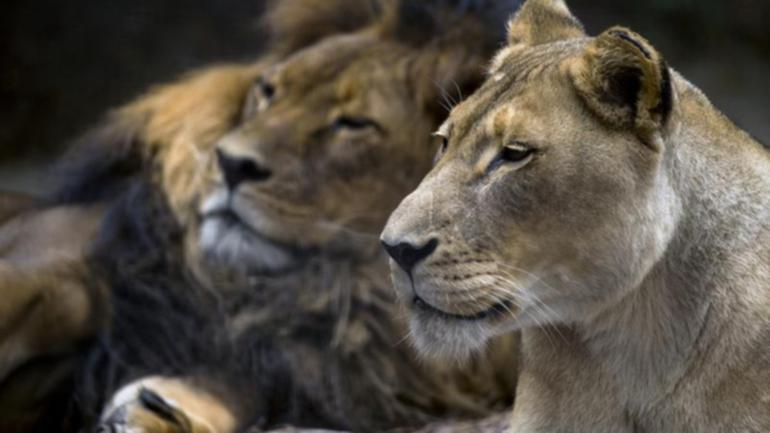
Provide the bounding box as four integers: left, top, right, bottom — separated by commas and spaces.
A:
570, 75, 770, 403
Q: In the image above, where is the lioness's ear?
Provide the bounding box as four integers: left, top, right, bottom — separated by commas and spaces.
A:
507, 0, 584, 47
571, 27, 673, 146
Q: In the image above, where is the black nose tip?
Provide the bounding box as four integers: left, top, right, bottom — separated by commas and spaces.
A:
382, 238, 438, 274
216, 149, 272, 191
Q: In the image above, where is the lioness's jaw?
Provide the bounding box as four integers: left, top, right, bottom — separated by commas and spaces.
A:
408, 311, 499, 362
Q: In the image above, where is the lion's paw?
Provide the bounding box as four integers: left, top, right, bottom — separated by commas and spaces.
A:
97, 376, 236, 433
97, 387, 200, 433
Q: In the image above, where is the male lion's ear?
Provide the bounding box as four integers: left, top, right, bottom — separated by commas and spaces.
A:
377, 0, 441, 47
392, 1, 507, 124
264, 0, 381, 55
571, 27, 673, 145
507, 0, 584, 47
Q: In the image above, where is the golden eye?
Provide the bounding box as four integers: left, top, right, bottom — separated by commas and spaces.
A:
489, 141, 536, 172
500, 142, 534, 162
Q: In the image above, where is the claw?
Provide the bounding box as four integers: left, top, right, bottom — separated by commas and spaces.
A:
138, 387, 194, 433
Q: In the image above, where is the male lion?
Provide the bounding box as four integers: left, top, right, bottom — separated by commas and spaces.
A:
0, 0, 521, 432
383, 0, 770, 431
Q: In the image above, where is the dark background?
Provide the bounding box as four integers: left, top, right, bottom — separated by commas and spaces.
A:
1, 0, 768, 194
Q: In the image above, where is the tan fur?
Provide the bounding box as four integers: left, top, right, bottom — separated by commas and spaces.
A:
0, 192, 106, 432
0, 203, 105, 381
100, 376, 238, 433
383, 0, 770, 431
506, 0, 583, 47
112, 63, 266, 241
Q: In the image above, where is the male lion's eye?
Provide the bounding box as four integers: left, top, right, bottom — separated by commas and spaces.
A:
332, 116, 380, 131
259, 80, 276, 100
243, 77, 276, 119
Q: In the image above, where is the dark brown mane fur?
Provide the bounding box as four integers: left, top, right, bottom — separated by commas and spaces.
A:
26, 1, 524, 432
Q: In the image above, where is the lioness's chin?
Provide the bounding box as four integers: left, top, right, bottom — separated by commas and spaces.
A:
199, 215, 297, 275
408, 310, 499, 362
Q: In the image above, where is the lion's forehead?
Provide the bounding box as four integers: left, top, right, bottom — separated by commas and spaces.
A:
449, 75, 563, 147
490, 38, 586, 77
446, 40, 591, 149
271, 37, 406, 101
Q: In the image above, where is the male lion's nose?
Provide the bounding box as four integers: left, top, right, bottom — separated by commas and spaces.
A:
216, 148, 272, 190
381, 238, 438, 274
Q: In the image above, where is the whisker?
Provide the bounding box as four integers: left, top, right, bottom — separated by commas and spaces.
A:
492, 270, 568, 345
492, 281, 559, 347
451, 79, 464, 103
394, 329, 414, 348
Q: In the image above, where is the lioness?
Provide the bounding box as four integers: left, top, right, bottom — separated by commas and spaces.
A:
0, 1, 520, 432
382, 0, 770, 431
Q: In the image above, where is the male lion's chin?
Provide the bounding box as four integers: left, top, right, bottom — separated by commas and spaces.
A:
199, 216, 297, 276
408, 313, 498, 363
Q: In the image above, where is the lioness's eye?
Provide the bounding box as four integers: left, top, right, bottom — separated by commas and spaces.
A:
332, 116, 380, 131
490, 141, 535, 172
432, 133, 449, 153
501, 142, 534, 162
431, 132, 449, 164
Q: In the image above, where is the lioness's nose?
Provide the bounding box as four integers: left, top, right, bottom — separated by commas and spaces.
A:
381, 238, 438, 274
216, 148, 272, 190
